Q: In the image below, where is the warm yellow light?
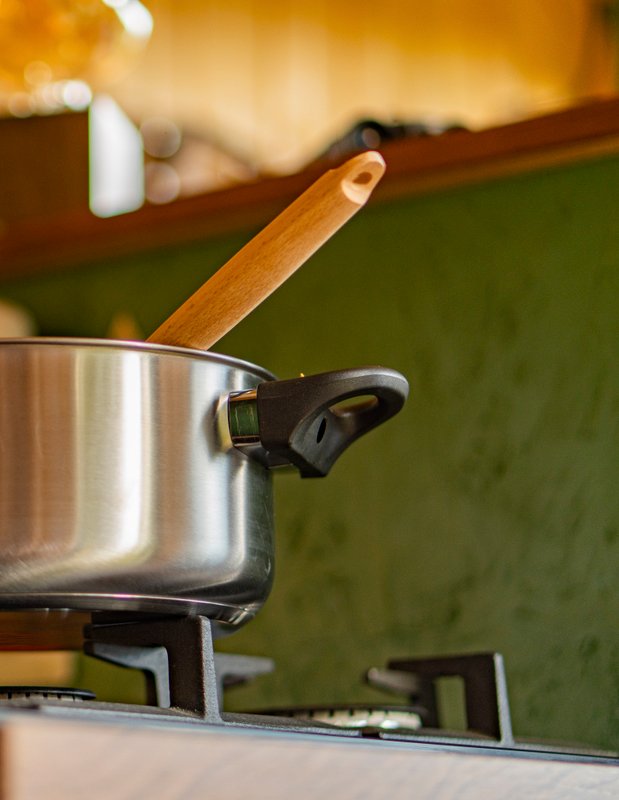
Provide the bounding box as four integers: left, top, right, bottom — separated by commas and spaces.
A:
0, 0, 152, 112
108, 0, 617, 173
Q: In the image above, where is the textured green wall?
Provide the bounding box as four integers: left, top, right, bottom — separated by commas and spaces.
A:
2, 154, 618, 750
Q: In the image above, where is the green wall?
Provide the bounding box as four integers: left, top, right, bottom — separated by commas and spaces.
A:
2, 153, 618, 750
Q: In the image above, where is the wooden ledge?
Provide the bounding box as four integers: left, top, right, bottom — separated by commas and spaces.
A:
3, 96, 619, 280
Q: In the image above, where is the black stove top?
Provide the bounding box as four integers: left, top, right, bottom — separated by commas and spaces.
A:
0, 612, 614, 765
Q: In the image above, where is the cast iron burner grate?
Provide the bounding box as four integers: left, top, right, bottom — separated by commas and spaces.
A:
84, 614, 274, 720
256, 652, 516, 743
83, 615, 618, 760
82, 616, 511, 740
82, 615, 505, 730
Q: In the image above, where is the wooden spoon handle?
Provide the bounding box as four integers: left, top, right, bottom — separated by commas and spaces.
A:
147, 151, 386, 350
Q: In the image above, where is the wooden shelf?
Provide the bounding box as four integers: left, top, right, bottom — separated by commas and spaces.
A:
3, 97, 619, 280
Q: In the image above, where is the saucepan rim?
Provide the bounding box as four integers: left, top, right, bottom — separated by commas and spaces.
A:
0, 336, 276, 382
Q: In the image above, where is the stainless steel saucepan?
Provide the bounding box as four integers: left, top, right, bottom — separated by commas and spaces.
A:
0, 152, 408, 629
0, 339, 407, 625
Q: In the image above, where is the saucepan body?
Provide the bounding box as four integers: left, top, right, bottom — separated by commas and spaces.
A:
0, 338, 408, 628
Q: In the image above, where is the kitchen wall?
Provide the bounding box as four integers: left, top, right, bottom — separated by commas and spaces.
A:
1, 151, 618, 750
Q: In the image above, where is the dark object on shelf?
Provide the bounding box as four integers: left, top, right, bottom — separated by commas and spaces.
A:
320, 118, 466, 161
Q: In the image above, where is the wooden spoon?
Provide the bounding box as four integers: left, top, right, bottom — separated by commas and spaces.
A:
147, 150, 386, 350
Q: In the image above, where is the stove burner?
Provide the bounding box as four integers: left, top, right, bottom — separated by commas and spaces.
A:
269, 705, 424, 731
0, 686, 96, 702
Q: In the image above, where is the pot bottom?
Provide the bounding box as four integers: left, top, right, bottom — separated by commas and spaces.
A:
0, 594, 257, 637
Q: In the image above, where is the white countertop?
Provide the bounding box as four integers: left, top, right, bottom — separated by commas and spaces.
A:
1, 711, 618, 800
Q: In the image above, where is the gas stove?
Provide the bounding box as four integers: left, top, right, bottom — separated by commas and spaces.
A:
0, 611, 614, 762
0, 611, 615, 799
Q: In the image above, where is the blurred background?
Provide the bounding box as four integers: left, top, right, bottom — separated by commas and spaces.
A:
1, 0, 618, 215
0, 0, 618, 754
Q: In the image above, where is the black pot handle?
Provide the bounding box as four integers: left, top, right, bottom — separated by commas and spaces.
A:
229, 367, 408, 477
